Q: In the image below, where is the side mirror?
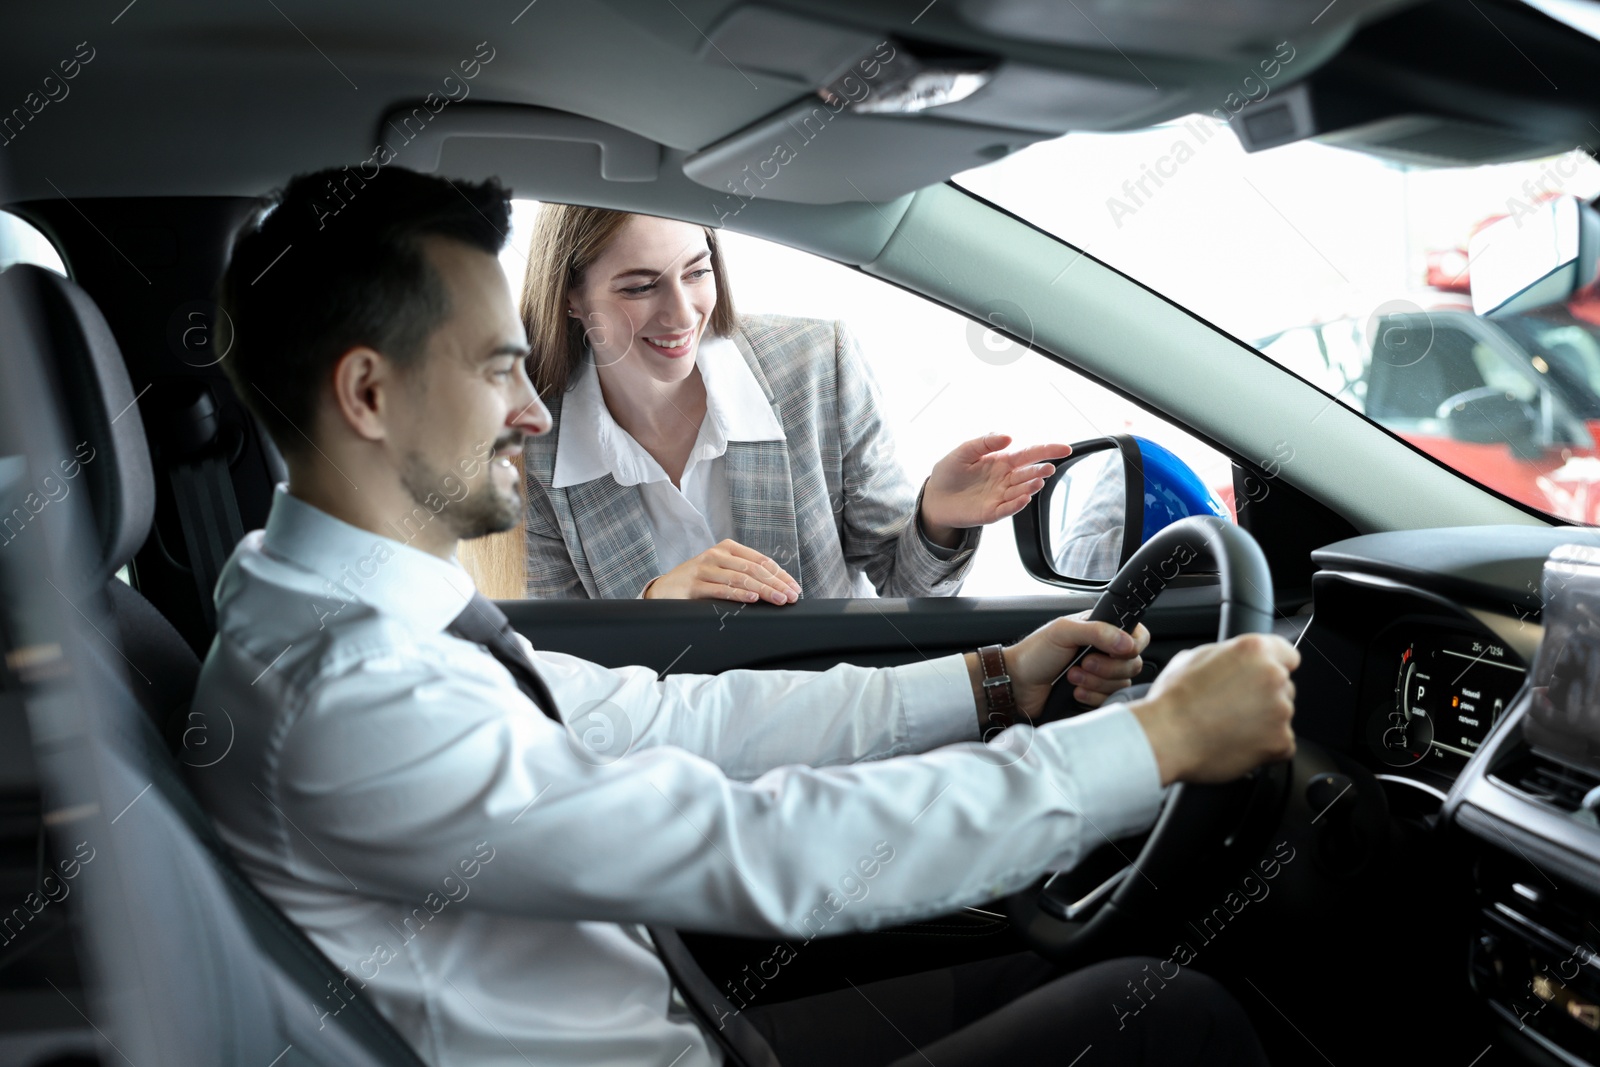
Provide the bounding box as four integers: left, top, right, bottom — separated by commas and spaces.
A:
1014, 434, 1231, 586
1470, 196, 1600, 317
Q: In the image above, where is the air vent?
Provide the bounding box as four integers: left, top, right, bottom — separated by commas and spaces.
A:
1495, 751, 1600, 813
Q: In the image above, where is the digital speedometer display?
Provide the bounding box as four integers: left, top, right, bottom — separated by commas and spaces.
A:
1366, 626, 1527, 769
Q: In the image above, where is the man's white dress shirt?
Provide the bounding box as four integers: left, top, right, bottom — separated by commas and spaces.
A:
188, 487, 1165, 1067
552, 335, 786, 583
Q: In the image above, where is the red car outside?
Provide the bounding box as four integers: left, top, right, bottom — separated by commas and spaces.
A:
1258, 301, 1600, 525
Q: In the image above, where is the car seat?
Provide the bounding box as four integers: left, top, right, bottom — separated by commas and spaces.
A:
0, 263, 430, 1067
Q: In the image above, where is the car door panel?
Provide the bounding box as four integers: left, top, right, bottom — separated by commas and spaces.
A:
503, 585, 1226, 680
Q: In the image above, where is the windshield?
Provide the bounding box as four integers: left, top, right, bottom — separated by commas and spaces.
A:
955, 118, 1600, 525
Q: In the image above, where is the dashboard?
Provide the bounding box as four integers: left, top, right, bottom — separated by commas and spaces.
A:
1302, 524, 1600, 1065
1296, 526, 1580, 791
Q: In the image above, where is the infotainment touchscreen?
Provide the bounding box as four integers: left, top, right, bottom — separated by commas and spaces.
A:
1525, 543, 1600, 771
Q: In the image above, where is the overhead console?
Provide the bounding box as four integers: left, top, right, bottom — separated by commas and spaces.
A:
680, 19, 1082, 205
1448, 544, 1600, 1065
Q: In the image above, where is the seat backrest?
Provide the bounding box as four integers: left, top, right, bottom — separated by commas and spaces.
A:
2, 264, 428, 1067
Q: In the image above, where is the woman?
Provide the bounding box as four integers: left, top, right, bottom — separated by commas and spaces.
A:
520, 204, 1068, 602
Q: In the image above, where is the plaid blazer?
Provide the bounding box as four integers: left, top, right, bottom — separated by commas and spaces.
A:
524, 314, 980, 599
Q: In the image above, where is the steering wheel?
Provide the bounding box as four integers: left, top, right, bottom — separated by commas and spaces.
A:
1433, 385, 1531, 419
1009, 515, 1292, 966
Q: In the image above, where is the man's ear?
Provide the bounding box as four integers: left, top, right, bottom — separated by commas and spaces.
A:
329, 345, 396, 444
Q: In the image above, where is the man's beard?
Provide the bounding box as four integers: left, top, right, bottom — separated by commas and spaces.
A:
399, 434, 524, 543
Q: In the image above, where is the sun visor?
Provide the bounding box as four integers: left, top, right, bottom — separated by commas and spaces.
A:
375, 103, 663, 183
683, 13, 1172, 203
927, 63, 1169, 133
681, 99, 1044, 205
694, 4, 886, 85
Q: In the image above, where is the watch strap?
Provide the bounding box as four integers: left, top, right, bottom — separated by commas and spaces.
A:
976, 643, 1017, 738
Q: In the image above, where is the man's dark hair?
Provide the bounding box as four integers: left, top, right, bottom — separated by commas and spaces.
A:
218, 166, 511, 458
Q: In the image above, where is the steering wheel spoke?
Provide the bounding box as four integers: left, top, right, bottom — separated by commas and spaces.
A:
1040, 864, 1131, 922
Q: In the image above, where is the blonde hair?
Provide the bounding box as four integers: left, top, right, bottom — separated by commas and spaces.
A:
456, 451, 530, 599
520, 204, 739, 399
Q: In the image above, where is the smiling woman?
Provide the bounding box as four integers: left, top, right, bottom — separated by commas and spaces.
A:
489, 203, 1070, 603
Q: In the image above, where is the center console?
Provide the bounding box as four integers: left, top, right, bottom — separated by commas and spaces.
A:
1449, 545, 1600, 1066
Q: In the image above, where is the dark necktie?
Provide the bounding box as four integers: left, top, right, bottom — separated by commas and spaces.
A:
445, 593, 561, 722
443, 594, 779, 1067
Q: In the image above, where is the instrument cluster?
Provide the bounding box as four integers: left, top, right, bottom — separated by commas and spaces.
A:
1363, 622, 1528, 775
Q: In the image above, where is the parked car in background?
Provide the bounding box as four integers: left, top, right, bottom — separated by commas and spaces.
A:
1259, 302, 1600, 523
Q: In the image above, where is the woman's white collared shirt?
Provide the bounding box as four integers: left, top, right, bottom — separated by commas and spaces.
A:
551, 335, 786, 591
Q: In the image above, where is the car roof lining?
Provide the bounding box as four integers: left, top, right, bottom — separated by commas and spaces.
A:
4, 1, 1597, 223
0, 0, 1397, 207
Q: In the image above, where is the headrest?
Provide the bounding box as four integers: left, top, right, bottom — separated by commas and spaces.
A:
0, 265, 154, 586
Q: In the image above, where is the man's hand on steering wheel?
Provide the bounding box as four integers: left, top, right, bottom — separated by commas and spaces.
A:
1130, 635, 1299, 785
970, 614, 1300, 788
1002, 613, 1151, 714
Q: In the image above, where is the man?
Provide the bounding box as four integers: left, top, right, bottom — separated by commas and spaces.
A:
190, 165, 1298, 1067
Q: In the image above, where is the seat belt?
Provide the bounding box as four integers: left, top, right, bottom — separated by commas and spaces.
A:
168, 451, 244, 629
650, 926, 783, 1067
161, 383, 246, 630
447, 596, 783, 1067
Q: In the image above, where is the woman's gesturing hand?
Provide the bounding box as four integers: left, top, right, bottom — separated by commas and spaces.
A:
919, 434, 1072, 546
641, 539, 802, 604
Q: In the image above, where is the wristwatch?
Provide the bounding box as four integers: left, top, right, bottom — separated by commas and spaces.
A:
976, 643, 1018, 739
